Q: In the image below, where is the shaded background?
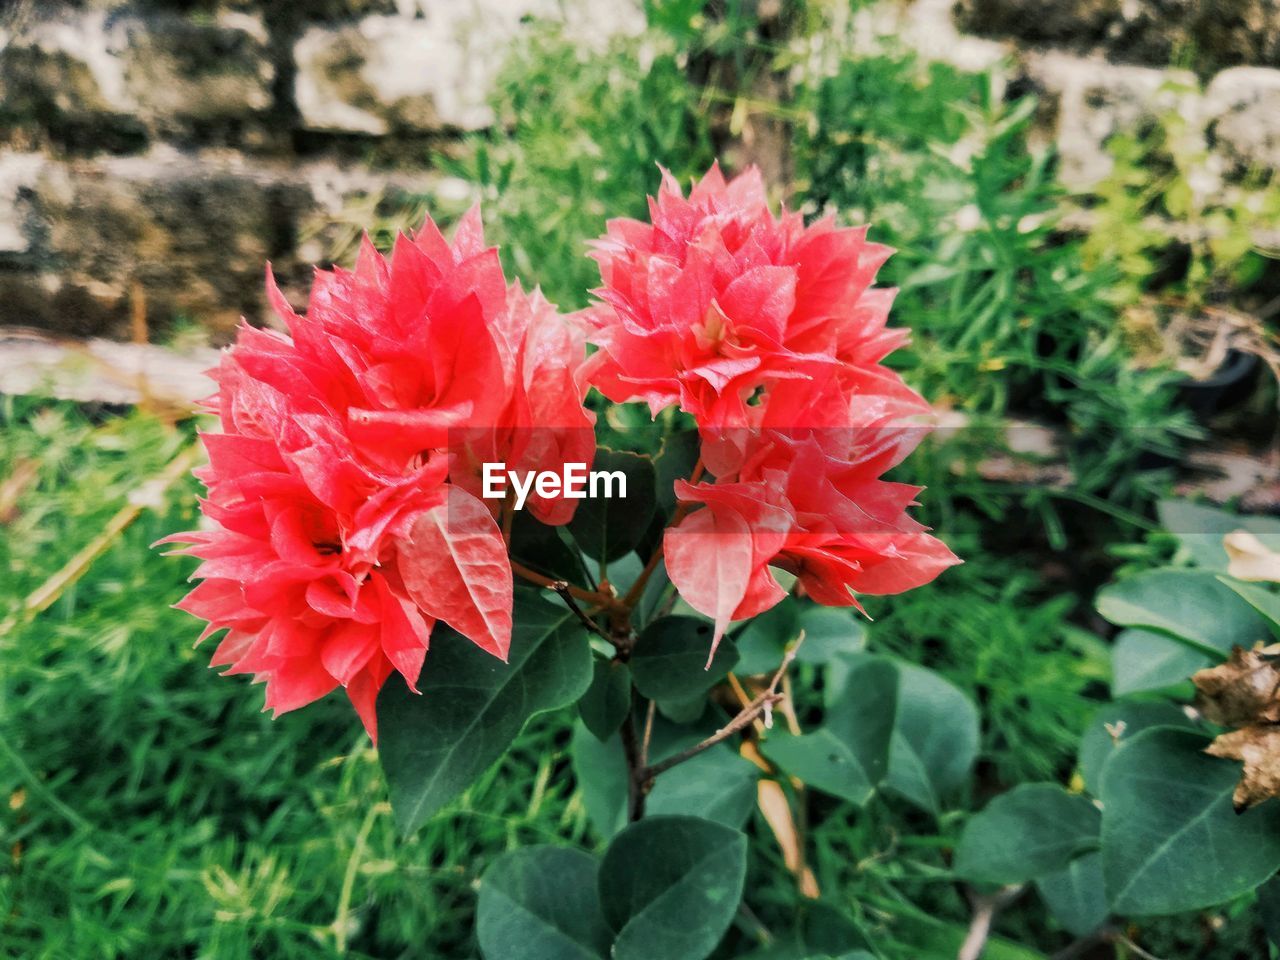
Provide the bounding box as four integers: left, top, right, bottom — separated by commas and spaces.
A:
2, 1, 1280, 958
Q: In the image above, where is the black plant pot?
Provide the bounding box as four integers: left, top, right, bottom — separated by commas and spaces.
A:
1176, 349, 1261, 421
1134, 350, 1262, 471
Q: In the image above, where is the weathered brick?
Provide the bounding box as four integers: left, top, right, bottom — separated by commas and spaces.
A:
1205, 67, 1280, 173
293, 0, 642, 134
0, 9, 274, 153
1023, 51, 1198, 188
0, 148, 443, 338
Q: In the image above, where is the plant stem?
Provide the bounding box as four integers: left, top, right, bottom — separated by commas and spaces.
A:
641, 692, 785, 781
637, 635, 802, 783
620, 698, 647, 821
958, 885, 1026, 960
510, 561, 618, 609
639, 698, 656, 768
549, 580, 612, 642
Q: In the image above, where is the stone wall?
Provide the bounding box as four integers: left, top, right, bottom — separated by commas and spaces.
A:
897, 0, 1280, 191
0, 0, 640, 339
0, 0, 1277, 341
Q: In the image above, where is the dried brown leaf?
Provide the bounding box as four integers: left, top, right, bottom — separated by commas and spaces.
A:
740, 741, 819, 898
1206, 725, 1280, 812
1192, 645, 1280, 727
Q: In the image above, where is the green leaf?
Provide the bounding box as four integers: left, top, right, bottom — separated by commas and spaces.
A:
477, 847, 610, 960
795, 606, 867, 665
578, 660, 632, 741
648, 748, 760, 829
598, 815, 747, 960
1077, 700, 1195, 794
1221, 577, 1280, 640
378, 593, 593, 834
1257, 873, 1280, 947
1035, 853, 1108, 937
572, 713, 754, 835
735, 598, 802, 676
654, 429, 700, 518
885, 663, 979, 816
568, 449, 657, 562
954, 783, 1100, 885
1157, 499, 1280, 570
1101, 726, 1280, 915
508, 509, 591, 587
631, 615, 738, 700
1111, 628, 1210, 696
764, 657, 897, 806
1097, 568, 1268, 658
570, 721, 628, 840
656, 693, 706, 723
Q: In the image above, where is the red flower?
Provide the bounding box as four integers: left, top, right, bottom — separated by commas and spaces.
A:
585, 163, 959, 646
450, 284, 597, 525
665, 423, 960, 648
583, 163, 900, 434
164, 210, 592, 739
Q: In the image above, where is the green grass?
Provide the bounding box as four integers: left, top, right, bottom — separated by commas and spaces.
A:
0, 399, 594, 959
0, 395, 1113, 960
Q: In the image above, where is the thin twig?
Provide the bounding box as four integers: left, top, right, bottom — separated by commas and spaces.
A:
957, 885, 1026, 960
639, 698, 657, 769
640, 636, 803, 781
1115, 935, 1168, 960
549, 580, 612, 642
510, 561, 618, 608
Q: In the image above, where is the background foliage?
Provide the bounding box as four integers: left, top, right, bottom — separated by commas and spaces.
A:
3, 1, 1280, 957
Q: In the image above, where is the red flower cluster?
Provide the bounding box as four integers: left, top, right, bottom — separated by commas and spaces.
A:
164, 210, 593, 739
585, 165, 959, 645
167, 164, 957, 734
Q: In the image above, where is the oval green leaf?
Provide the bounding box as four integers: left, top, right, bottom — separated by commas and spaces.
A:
578, 659, 632, 741
599, 815, 747, 960
1035, 852, 1108, 937
648, 748, 760, 829
1221, 576, 1280, 641
795, 606, 867, 665
378, 593, 592, 834
1097, 568, 1267, 658
764, 657, 897, 806
477, 846, 610, 960
1077, 700, 1195, 794
570, 721, 628, 840
1101, 726, 1280, 915
1111, 628, 1210, 696
567, 448, 657, 562
886, 662, 979, 816
631, 615, 738, 700
955, 783, 1100, 885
